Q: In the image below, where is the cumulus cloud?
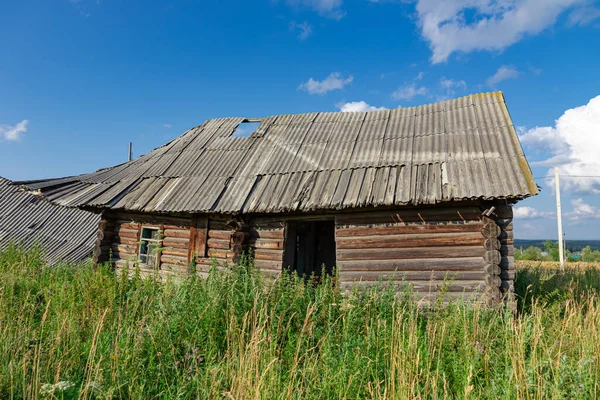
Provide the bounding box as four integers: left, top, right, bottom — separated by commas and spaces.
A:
569, 198, 600, 221
391, 83, 427, 101
0, 120, 29, 141
519, 95, 600, 194
290, 21, 313, 39
486, 65, 520, 87
286, 0, 345, 19
298, 72, 353, 95
439, 77, 467, 99
414, 0, 586, 63
513, 206, 554, 219
337, 101, 388, 112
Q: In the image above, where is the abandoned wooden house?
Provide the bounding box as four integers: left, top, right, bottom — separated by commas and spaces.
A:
19, 92, 537, 304
0, 177, 100, 264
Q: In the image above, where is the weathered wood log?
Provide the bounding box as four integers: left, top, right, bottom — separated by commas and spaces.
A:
207, 238, 231, 250
253, 250, 284, 261
162, 237, 190, 249
231, 231, 248, 244
484, 264, 501, 275
249, 238, 284, 250
112, 244, 137, 255
481, 222, 501, 238
113, 236, 139, 246
207, 249, 230, 259
208, 230, 233, 240
336, 233, 483, 249
249, 229, 285, 239
335, 223, 483, 237
231, 244, 244, 255
484, 238, 501, 251
339, 280, 486, 292
335, 207, 483, 225
483, 250, 501, 265
160, 254, 188, 266
340, 270, 489, 281
337, 257, 487, 272
484, 275, 501, 286
253, 259, 283, 271
337, 246, 486, 261
163, 229, 190, 239
161, 247, 188, 258
114, 228, 138, 239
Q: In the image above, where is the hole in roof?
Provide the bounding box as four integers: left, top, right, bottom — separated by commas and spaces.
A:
232, 121, 261, 138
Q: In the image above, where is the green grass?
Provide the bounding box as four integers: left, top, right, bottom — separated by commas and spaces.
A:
1, 245, 599, 399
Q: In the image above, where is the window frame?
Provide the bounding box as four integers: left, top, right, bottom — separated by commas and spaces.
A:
138, 226, 162, 269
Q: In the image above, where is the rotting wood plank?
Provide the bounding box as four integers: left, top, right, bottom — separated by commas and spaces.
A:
249, 238, 284, 250
250, 229, 285, 240
335, 207, 483, 225
207, 238, 231, 250
163, 229, 190, 238
339, 270, 489, 281
253, 249, 284, 261
162, 237, 190, 249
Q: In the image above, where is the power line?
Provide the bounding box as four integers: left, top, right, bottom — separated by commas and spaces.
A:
533, 175, 600, 179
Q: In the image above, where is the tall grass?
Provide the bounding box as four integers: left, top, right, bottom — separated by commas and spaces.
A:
1, 244, 599, 399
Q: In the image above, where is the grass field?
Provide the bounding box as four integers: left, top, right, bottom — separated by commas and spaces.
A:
1, 246, 599, 399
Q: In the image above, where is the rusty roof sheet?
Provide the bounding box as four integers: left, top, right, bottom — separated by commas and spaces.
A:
18, 92, 537, 214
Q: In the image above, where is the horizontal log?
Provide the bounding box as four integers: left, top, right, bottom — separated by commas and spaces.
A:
339, 280, 486, 293
253, 259, 283, 271
112, 244, 137, 255
164, 229, 190, 239
163, 223, 191, 231
335, 223, 483, 237
482, 222, 501, 239
335, 232, 483, 250
253, 250, 284, 261
195, 257, 228, 266
337, 246, 486, 261
483, 250, 501, 265
113, 236, 139, 246
484, 275, 501, 287
160, 264, 190, 274
115, 222, 140, 230
484, 264, 501, 275
250, 229, 285, 240
161, 247, 188, 258
484, 238, 501, 251
114, 228, 139, 239
340, 270, 488, 282
249, 238, 284, 250
207, 238, 231, 250
335, 207, 483, 225
160, 254, 188, 266
162, 237, 189, 249
208, 230, 233, 240
207, 249, 231, 259
114, 213, 191, 227
337, 257, 487, 271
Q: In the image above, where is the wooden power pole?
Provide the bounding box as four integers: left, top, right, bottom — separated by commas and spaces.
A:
555, 168, 565, 271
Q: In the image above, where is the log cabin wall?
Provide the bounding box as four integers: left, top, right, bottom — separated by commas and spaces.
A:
495, 203, 515, 305
334, 205, 504, 305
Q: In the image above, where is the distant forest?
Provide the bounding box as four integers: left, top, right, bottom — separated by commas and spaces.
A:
515, 239, 600, 252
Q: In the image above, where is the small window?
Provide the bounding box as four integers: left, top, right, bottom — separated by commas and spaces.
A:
139, 227, 161, 268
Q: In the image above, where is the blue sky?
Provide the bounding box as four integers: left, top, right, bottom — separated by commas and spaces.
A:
1, 0, 600, 239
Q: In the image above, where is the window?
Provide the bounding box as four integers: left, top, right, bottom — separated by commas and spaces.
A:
232, 121, 261, 138
139, 227, 161, 268
283, 220, 336, 278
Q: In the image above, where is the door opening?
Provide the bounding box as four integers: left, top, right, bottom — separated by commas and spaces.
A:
283, 220, 336, 278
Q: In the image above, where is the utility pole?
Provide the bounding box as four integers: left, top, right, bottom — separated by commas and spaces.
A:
555, 168, 565, 271
128, 142, 133, 162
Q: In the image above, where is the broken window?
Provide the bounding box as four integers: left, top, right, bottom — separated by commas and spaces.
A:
283, 220, 336, 279
139, 227, 161, 268
232, 121, 261, 138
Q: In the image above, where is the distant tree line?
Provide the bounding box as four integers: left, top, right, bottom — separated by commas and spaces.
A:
515, 241, 600, 262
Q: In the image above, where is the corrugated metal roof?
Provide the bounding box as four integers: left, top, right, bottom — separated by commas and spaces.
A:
18, 92, 538, 214
0, 177, 100, 264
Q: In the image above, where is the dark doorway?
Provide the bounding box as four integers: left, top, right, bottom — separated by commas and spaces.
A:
283, 220, 336, 278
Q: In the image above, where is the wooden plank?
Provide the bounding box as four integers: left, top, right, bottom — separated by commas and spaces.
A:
253, 259, 283, 271
113, 228, 139, 239
112, 244, 137, 255
249, 229, 285, 240
337, 257, 486, 272
194, 217, 208, 258
335, 232, 483, 249
335, 223, 483, 237
339, 280, 486, 293
113, 236, 139, 246
160, 254, 188, 266
161, 247, 188, 258
337, 246, 486, 261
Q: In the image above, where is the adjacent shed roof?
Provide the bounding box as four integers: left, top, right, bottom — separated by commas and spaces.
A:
20, 92, 537, 214
0, 177, 100, 263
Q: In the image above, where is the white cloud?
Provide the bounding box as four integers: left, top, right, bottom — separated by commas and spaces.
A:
569, 198, 600, 221
414, 0, 585, 63
286, 0, 345, 19
0, 120, 29, 141
290, 21, 313, 39
298, 72, 353, 95
519, 95, 600, 194
513, 206, 554, 219
415, 71, 424, 81
337, 101, 388, 112
439, 77, 467, 99
391, 83, 427, 101
486, 65, 520, 87
567, 5, 600, 26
